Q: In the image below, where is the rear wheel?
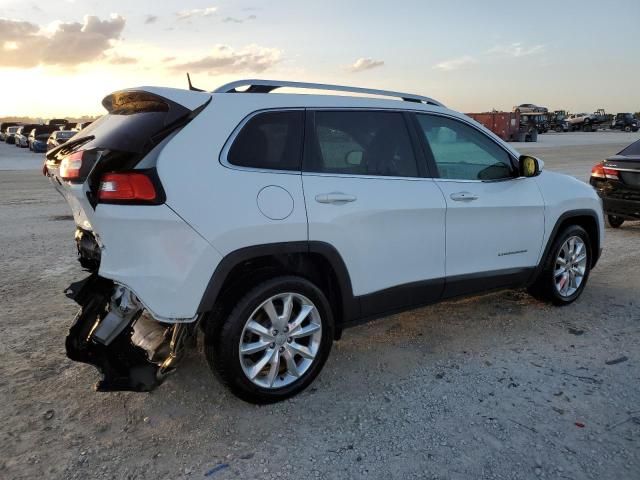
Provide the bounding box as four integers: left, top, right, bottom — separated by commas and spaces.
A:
624, 125, 631, 132
528, 225, 591, 305
205, 276, 334, 404
607, 215, 625, 228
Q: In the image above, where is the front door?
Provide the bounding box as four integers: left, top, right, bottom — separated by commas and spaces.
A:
414, 113, 545, 296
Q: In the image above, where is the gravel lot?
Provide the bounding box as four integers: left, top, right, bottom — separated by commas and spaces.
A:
1, 133, 639, 480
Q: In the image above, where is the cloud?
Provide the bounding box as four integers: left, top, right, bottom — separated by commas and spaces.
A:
0, 15, 126, 68
222, 15, 256, 23
108, 55, 137, 65
487, 42, 544, 57
433, 55, 476, 71
176, 7, 217, 20
144, 15, 158, 25
349, 57, 384, 73
169, 44, 281, 74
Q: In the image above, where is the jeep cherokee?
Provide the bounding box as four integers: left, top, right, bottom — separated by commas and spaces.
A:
44, 79, 604, 403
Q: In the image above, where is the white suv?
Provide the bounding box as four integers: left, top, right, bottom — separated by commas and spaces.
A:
45, 80, 604, 403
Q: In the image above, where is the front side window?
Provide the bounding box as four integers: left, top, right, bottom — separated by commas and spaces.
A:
228, 110, 304, 171
306, 111, 419, 177
416, 114, 514, 181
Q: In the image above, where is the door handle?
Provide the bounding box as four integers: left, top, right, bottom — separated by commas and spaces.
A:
450, 191, 479, 202
315, 192, 357, 204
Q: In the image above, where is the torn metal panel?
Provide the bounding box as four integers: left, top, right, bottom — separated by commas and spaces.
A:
64, 274, 182, 392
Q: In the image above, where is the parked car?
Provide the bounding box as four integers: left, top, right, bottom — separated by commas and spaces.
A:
45, 80, 604, 403
15, 124, 39, 148
3, 125, 21, 144
610, 113, 639, 132
566, 110, 609, 132
0, 122, 22, 141
27, 125, 57, 150
590, 139, 640, 228
515, 104, 548, 114
31, 133, 51, 153
46, 130, 76, 151
48, 118, 68, 129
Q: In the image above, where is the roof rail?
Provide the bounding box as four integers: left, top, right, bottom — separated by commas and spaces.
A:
212, 79, 445, 107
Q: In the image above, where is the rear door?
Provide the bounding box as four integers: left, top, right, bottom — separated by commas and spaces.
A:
413, 113, 545, 296
302, 110, 446, 316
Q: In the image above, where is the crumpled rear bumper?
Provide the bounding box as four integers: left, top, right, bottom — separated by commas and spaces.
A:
64, 274, 168, 392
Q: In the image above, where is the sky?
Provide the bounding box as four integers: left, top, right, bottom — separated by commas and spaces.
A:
0, 0, 639, 117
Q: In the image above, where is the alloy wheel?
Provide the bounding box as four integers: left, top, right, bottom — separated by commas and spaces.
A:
239, 292, 322, 389
554, 236, 588, 297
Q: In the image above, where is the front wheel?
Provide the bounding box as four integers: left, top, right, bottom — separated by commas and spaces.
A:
607, 215, 625, 228
528, 225, 592, 305
205, 276, 334, 404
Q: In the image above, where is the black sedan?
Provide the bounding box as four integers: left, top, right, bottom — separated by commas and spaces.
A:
590, 139, 640, 228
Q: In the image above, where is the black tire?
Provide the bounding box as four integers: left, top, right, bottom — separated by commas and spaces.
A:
528, 225, 592, 306
582, 123, 592, 132
555, 126, 563, 133
607, 215, 625, 228
624, 125, 631, 133
205, 275, 334, 404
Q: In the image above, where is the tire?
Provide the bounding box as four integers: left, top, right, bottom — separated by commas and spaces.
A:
528, 225, 592, 306
205, 275, 334, 404
624, 126, 631, 133
582, 123, 592, 132
555, 126, 563, 133
607, 215, 625, 228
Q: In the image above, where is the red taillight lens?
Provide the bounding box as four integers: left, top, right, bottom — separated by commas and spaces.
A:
59, 150, 84, 180
98, 172, 158, 203
591, 163, 605, 178
603, 167, 619, 180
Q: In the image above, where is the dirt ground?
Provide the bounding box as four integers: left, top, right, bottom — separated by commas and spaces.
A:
1, 136, 639, 480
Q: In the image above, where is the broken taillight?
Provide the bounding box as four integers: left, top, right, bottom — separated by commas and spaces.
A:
59, 151, 84, 181
97, 171, 161, 204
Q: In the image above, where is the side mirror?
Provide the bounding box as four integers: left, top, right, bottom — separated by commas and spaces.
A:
519, 155, 542, 177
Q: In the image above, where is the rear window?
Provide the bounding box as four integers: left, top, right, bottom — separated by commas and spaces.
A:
228, 111, 304, 171
47, 91, 191, 157
618, 139, 640, 156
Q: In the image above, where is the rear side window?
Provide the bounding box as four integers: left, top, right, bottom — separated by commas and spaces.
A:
228, 111, 304, 171
305, 111, 418, 177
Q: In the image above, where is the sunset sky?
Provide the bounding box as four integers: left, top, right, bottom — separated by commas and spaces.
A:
1, 0, 639, 117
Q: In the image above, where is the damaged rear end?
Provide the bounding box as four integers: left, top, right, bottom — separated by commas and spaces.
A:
65, 274, 195, 391
45, 87, 216, 391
